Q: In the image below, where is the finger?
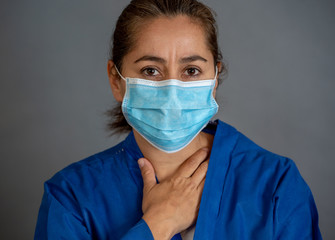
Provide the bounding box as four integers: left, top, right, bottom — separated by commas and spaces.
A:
190, 160, 208, 186
197, 176, 206, 193
175, 148, 209, 178
193, 178, 206, 212
138, 158, 156, 192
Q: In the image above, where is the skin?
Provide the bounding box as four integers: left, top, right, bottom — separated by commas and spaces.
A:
108, 15, 220, 239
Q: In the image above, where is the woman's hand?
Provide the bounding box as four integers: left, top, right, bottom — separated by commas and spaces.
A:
138, 148, 209, 240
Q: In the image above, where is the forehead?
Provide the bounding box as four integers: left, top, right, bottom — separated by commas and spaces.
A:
127, 15, 212, 61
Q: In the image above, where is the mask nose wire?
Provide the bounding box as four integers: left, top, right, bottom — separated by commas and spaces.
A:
114, 66, 127, 81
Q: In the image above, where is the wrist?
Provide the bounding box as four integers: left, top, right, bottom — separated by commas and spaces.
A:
142, 214, 176, 240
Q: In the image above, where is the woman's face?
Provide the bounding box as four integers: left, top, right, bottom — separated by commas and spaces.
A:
108, 15, 219, 102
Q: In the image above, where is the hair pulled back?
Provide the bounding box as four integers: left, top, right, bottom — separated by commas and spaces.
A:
107, 0, 226, 134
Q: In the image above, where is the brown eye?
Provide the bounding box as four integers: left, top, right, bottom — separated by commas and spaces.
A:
143, 68, 159, 76
185, 68, 200, 76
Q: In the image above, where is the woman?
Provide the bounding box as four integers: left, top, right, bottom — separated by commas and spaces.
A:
34, 0, 322, 239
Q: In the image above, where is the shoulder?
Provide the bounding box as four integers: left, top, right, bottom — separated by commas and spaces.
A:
212, 120, 322, 239
219, 120, 318, 216
216, 120, 311, 197
217, 120, 295, 169
44, 140, 129, 195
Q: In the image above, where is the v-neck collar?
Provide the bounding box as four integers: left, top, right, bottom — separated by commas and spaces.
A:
193, 120, 239, 240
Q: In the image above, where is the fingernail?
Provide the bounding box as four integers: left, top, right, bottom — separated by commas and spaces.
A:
138, 158, 144, 168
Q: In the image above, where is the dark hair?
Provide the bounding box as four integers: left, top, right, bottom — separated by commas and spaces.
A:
107, 0, 227, 134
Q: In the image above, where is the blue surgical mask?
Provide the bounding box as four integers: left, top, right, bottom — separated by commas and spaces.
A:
115, 66, 219, 153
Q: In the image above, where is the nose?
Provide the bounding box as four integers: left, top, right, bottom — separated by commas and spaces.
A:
163, 64, 182, 80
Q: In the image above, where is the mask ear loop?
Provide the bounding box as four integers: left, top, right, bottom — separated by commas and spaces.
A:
214, 66, 218, 81
211, 66, 218, 89
114, 65, 127, 81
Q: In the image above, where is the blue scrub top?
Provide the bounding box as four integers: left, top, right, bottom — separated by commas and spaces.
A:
34, 120, 322, 239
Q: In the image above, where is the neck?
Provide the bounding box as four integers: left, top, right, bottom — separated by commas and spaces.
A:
133, 130, 214, 182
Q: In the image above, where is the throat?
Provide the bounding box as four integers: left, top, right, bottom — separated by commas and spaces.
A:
133, 130, 214, 182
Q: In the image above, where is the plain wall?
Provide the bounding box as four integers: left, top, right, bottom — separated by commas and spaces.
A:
0, 0, 334, 239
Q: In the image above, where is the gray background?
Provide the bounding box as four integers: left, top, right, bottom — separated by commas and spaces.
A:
1, 0, 334, 239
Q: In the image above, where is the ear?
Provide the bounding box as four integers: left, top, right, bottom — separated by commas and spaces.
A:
107, 60, 125, 102
212, 61, 222, 97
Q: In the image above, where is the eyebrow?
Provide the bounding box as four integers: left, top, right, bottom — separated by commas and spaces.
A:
180, 55, 208, 63
134, 55, 166, 64
134, 55, 208, 64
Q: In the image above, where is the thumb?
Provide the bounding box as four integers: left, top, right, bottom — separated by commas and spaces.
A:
138, 158, 156, 191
